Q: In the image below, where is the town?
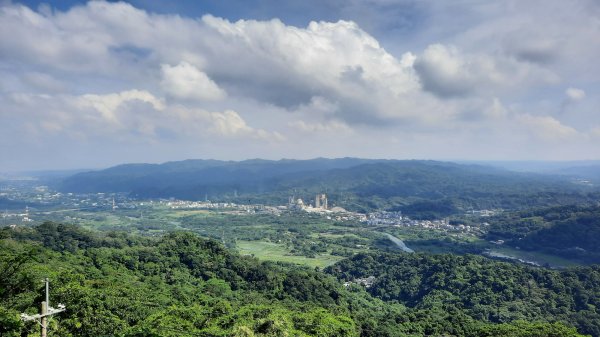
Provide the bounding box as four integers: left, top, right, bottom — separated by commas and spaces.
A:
2, 180, 486, 238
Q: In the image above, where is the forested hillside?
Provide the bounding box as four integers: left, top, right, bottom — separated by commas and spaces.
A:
0, 223, 589, 337
486, 205, 600, 263
58, 159, 599, 217
58, 158, 378, 195
327, 252, 600, 336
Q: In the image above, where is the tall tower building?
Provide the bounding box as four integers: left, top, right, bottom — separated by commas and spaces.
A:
315, 194, 328, 209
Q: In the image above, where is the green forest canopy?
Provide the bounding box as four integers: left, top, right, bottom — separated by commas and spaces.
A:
0, 223, 594, 337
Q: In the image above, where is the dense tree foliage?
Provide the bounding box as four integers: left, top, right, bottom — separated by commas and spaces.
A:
486, 205, 600, 263
327, 252, 600, 336
0, 223, 591, 336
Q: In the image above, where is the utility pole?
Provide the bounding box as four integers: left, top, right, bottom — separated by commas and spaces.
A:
21, 278, 66, 337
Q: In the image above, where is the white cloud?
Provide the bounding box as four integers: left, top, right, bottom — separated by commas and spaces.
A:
414, 44, 477, 97
516, 114, 578, 141
483, 98, 509, 120
206, 109, 284, 141
1, 88, 282, 145
78, 90, 165, 125
289, 120, 352, 133
161, 62, 226, 101
1, 1, 599, 170
414, 44, 559, 98
293, 96, 339, 117
444, 1, 600, 82
0, 2, 560, 128
79, 94, 284, 142
199, 15, 420, 122
565, 87, 586, 101
0, 3, 422, 124
208, 110, 249, 135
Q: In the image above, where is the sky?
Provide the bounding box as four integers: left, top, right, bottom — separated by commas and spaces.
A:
1, 0, 599, 171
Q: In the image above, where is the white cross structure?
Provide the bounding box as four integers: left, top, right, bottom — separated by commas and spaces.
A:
20, 278, 66, 337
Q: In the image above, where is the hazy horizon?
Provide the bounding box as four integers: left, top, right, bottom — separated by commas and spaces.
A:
2, 156, 600, 175
2, 0, 599, 171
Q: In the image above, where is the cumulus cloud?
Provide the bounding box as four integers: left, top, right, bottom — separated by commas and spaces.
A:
516, 114, 578, 141
1, 87, 282, 144
414, 44, 478, 97
506, 37, 559, 65
78, 90, 165, 125
199, 16, 420, 122
0, 3, 421, 124
289, 120, 352, 133
204, 109, 284, 141
414, 44, 559, 98
0, 1, 599, 169
565, 87, 586, 101
293, 96, 339, 117
0, 1, 560, 127
444, 1, 600, 82
76, 94, 284, 142
161, 62, 226, 101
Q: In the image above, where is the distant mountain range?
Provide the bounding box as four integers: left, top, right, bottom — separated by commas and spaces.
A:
467, 160, 600, 182
58, 158, 600, 217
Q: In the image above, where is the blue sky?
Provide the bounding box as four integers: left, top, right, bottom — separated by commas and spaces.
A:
1, 0, 599, 171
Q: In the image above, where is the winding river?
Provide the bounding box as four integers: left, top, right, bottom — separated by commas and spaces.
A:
383, 233, 414, 253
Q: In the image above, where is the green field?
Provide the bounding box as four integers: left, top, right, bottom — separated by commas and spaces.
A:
30, 203, 592, 269
235, 240, 344, 268
166, 209, 212, 217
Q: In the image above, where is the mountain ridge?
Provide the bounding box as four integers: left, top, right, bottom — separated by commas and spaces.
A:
57, 158, 598, 217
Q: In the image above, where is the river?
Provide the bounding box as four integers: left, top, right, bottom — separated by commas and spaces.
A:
383, 233, 414, 253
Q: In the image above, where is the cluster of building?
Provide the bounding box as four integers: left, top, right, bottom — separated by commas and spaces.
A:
367, 211, 450, 228
166, 200, 283, 215
166, 195, 478, 231
286, 194, 367, 221
343, 276, 376, 288
287, 194, 331, 212
365, 211, 479, 232
1, 184, 482, 235
466, 209, 501, 217
366, 211, 404, 225
1, 206, 32, 223
168, 200, 240, 210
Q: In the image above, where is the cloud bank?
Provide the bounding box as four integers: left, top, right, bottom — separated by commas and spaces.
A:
0, 0, 599, 170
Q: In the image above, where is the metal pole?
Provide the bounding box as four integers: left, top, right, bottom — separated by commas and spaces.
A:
41, 301, 47, 337
45, 278, 49, 307
43, 278, 49, 337
20, 278, 66, 337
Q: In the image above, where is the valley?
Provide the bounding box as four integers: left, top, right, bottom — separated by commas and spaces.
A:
2, 158, 600, 336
